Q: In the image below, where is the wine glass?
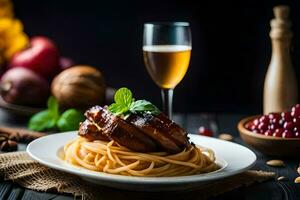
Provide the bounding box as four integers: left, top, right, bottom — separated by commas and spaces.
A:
143, 22, 192, 119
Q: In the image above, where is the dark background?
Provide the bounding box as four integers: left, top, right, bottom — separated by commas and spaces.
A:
13, 0, 300, 114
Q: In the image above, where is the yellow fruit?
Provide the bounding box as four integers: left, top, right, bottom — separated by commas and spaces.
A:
0, 1, 29, 60
0, 0, 13, 18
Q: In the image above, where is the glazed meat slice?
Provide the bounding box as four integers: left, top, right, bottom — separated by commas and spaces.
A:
127, 113, 190, 153
155, 113, 190, 148
85, 106, 158, 152
78, 119, 110, 141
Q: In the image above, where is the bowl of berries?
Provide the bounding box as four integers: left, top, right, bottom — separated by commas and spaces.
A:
238, 104, 300, 157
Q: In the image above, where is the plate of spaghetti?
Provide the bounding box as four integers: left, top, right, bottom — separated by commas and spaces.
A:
27, 88, 256, 191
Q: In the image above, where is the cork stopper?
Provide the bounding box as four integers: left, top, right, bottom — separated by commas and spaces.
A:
274, 5, 289, 20
270, 5, 292, 39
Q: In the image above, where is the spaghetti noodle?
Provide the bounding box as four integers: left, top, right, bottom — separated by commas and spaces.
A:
63, 137, 219, 177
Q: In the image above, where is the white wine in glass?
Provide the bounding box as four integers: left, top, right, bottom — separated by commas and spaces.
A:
143, 22, 192, 118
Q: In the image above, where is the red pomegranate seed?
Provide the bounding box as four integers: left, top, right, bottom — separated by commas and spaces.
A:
245, 122, 253, 130
198, 126, 213, 137
282, 130, 293, 138
294, 132, 300, 138
283, 121, 294, 131
273, 128, 284, 137
281, 112, 292, 122
264, 130, 273, 136
259, 116, 269, 124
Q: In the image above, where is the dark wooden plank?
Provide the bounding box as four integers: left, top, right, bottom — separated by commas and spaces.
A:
7, 185, 25, 200
216, 114, 300, 200
0, 113, 299, 200
215, 113, 244, 136
0, 110, 28, 128
51, 196, 74, 200
184, 113, 218, 134
0, 181, 13, 199
173, 113, 185, 127
21, 190, 61, 200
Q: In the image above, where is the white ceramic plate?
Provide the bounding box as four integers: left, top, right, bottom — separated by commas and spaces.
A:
27, 131, 256, 191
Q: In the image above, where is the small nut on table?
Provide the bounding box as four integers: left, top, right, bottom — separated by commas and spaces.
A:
0, 140, 17, 152
277, 176, 286, 181
294, 177, 300, 184
8, 133, 20, 142
0, 136, 7, 142
218, 133, 233, 141
266, 159, 285, 167
0, 132, 9, 141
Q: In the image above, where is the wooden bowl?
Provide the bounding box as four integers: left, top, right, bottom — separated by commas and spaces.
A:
238, 115, 300, 157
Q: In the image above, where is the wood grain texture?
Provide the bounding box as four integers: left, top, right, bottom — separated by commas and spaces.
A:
0, 111, 299, 199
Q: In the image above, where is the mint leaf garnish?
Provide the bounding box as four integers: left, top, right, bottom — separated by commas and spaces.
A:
47, 96, 59, 119
108, 87, 160, 116
28, 96, 84, 132
28, 110, 56, 131
57, 109, 85, 132
130, 100, 160, 115
108, 103, 129, 116
114, 87, 133, 106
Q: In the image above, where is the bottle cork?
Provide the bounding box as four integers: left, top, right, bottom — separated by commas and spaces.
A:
274, 5, 289, 20
270, 5, 292, 39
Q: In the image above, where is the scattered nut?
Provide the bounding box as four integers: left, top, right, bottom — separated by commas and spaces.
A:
0, 140, 17, 152
8, 132, 20, 142
294, 177, 300, 184
297, 167, 300, 175
218, 133, 233, 141
277, 176, 286, 181
1, 141, 9, 151
0, 133, 8, 144
0, 136, 7, 142
266, 159, 285, 167
0, 132, 8, 139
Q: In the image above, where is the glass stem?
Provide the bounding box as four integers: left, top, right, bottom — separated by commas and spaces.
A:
161, 89, 174, 119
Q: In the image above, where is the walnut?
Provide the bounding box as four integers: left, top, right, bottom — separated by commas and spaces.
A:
51, 65, 106, 109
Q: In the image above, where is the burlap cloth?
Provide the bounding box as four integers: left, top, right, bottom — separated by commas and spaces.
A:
0, 151, 275, 200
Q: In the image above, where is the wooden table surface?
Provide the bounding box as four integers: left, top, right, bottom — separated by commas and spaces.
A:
0, 110, 299, 200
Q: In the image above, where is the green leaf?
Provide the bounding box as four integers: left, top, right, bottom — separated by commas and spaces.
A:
114, 87, 133, 106
57, 109, 85, 132
108, 87, 160, 116
108, 103, 129, 116
28, 110, 57, 131
130, 100, 161, 115
47, 96, 59, 118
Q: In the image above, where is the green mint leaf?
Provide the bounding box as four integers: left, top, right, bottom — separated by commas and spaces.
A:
108, 103, 129, 116
114, 87, 133, 106
47, 96, 59, 118
57, 109, 85, 132
28, 110, 57, 131
130, 100, 161, 115
108, 88, 161, 116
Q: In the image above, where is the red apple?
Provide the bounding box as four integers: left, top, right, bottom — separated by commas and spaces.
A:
9, 36, 60, 79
